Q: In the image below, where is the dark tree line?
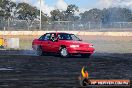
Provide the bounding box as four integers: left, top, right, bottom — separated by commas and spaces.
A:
0, 0, 16, 19
0, 0, 132, 23
0, 0, 47, 22
50, 4, 79, 21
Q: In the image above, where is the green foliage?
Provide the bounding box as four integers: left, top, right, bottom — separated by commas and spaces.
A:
0, 0, 132, 23
66, 4, 79, 15
80, 7, 132, 23
0, 0, 16, 19
50, 9, 61, 21
80, 8, 102, 22
50, 4, 79, 21
16, 2, 39, 20
102, 8, 132, 23
50, 9, 65, 21
65, 4, 79, 21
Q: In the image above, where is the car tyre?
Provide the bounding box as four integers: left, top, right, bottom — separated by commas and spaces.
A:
81, 54, 91, 58
36, 46, 43, 56
60, 47, 69, 58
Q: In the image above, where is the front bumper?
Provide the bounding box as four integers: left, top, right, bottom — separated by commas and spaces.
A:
67, 47, 95, 54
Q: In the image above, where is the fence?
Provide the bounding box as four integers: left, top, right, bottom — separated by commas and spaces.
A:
0, 19, 132, 51
0, 19, 132, 31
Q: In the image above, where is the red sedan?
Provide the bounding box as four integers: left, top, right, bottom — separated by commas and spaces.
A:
32, 32, 95, 57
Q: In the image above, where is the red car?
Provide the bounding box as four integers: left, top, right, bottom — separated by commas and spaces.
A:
32, 32, 95, 57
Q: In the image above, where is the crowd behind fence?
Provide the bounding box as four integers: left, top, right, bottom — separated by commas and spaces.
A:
0, 20, 132, 31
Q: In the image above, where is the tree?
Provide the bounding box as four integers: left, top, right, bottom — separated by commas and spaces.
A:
50, 9, 66, 21
65, 4, 79, 21
80, 8, 102, 22
50, 9, 61, 21
41, 14, 49, 22
102, 7, 132, 23
0, 0, 16, 19
0, 0, 16, 29
16, 3, 39, 20
16, 2, 40, 30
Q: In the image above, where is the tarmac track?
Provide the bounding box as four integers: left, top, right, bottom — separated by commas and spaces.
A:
0, 50, 132, 88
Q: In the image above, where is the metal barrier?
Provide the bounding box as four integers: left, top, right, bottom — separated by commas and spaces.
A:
0, 20, 132, 31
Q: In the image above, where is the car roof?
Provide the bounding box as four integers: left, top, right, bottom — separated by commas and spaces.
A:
45, 32, 73, 35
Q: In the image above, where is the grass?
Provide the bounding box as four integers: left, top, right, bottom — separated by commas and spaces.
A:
1, 35, 132, 53
90, 40, 132, 53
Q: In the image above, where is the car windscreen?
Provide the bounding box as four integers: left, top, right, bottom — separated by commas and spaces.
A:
58, 33, 80, 41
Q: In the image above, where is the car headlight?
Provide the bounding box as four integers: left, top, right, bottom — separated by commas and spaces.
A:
70, 45, 79, 48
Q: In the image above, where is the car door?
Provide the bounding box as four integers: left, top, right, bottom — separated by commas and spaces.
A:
39, 33, 51, 52
48, 33, 60, 53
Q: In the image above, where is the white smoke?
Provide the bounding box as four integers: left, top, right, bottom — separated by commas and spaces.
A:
98, 0, 132, 9
11, 0, 16, 2
11, 0, 32, 4
56, 0, 68, 10
34, 0, 68, 16
35, 0, 54, 16
118, 0, 132, 8
98, 0, 113, 8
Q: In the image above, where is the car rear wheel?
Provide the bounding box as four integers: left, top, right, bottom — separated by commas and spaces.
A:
36, 46, 43, 56
81, 54, 91, 58
60, 47, 69, 57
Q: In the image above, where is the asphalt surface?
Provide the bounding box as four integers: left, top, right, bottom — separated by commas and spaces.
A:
0, 50, 132, 88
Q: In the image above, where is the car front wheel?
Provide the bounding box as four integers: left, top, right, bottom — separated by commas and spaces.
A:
60, 47, 69, 57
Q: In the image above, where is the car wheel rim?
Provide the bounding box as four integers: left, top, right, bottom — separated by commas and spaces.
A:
61, 48, 68, 57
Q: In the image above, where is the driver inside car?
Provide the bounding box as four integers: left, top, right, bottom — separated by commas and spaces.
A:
50, 34, 55, 41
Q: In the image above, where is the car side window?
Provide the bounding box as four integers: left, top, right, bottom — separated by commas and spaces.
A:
58, 34, 63, 40
58, 34, 71, 40
44, 33, 51, 40
39, 35, 45, 40
71, 34, 80, 41
39, 34, 51, 41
